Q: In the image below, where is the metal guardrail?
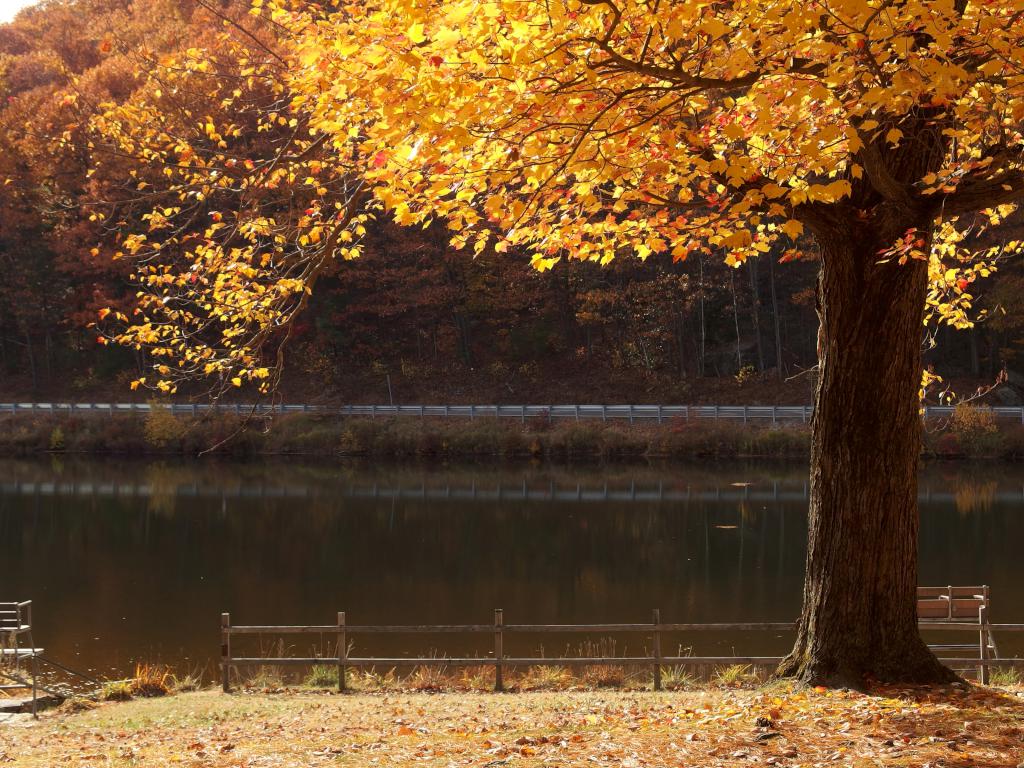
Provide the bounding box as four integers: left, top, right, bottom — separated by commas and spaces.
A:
2, 402, 1021, 422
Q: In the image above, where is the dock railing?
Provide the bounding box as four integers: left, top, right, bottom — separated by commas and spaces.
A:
219, 605, 1024, 693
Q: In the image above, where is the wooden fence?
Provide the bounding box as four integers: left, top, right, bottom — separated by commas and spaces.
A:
220, 609, 1024, 693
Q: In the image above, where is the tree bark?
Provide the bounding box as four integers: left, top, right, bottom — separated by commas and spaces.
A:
778, 206, 956, 687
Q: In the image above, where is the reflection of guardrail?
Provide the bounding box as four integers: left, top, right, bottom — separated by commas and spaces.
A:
3, 480, 1022, 505
219, 599, 1024, 693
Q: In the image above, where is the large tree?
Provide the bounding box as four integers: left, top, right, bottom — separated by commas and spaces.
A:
96, 0, 1024, 685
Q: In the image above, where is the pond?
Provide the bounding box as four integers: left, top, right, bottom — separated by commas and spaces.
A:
2, 457, 1022, 682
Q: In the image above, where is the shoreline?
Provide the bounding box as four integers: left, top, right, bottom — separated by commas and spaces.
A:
0, 409, 1021, 461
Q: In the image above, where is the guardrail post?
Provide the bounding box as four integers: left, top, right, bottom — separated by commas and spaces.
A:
629, 405, 634, 425
602, 405, 607, 423
743, 406, 748, 424
494, 609, 504, 692
371, 405, 376, 420
575, 405, 580, 423
714, 405, 719, 421
979, 604, 990, 684
771, 406, 776, 425
338, 611, 347, 692
521, 405, 526, 424
652, 609, 662, 691
470, 405, 475, 421
221, 612, 231, 693
657, 405, 663, 424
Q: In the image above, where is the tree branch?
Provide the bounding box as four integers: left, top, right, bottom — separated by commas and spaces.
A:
930, 169, 1024, 217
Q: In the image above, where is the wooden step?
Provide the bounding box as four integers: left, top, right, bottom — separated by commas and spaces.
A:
0, 694, 62, 714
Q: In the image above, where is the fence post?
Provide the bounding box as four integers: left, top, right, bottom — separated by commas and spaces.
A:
337, 611, 347, 692
979, 604, 990, 684
494, 609, 504, 692
221, 612, 231, 693
652, 608, 662, 691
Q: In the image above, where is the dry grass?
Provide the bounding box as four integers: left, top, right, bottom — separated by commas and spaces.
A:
3, 683, 1024, 767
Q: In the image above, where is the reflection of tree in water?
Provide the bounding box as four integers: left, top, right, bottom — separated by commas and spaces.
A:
953, 479, 998, 516
144, 463, 181, 517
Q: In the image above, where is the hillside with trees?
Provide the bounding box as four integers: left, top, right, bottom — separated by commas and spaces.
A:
0, 0, 1019, 405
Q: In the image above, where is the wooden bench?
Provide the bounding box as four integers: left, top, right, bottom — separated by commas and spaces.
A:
917, 586, 994, 682
1, 601, 41, 716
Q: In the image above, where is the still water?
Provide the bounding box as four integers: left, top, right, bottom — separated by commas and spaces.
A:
2, 457, 1022, 679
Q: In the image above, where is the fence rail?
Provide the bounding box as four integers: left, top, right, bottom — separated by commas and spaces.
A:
3, 402, 1023, 423
219, 608, 1024, 693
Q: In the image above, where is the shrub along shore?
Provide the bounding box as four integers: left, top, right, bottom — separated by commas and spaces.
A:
0, 402, 1017, 460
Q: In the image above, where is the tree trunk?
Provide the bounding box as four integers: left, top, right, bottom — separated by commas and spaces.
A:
768, 246, 785, 379
748, 257, 765, 372
778, 209, 955, 687
697, 253, 706, 377
969, 327, 980, 378
729, 269, 742, 372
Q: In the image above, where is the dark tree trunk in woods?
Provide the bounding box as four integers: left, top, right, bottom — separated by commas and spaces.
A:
768, 247, 784, 379
778, 205, 956, 687
748, 258, 765, 372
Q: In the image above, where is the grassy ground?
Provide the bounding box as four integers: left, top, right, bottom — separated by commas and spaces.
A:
3, 684, 1024, 767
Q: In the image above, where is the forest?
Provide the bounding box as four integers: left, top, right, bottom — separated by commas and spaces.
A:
0, 0, 1019, 405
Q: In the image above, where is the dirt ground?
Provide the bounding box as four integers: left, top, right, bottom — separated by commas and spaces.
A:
3, 683, 1024, 767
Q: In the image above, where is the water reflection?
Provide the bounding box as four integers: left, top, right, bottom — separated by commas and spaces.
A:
2, 458, 1022, 677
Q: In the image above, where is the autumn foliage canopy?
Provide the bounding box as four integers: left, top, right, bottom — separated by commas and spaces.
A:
90, 0, 1024, 394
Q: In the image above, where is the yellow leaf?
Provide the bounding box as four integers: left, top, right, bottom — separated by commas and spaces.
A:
408, 23, 426, 44
782, 220, 803, 240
